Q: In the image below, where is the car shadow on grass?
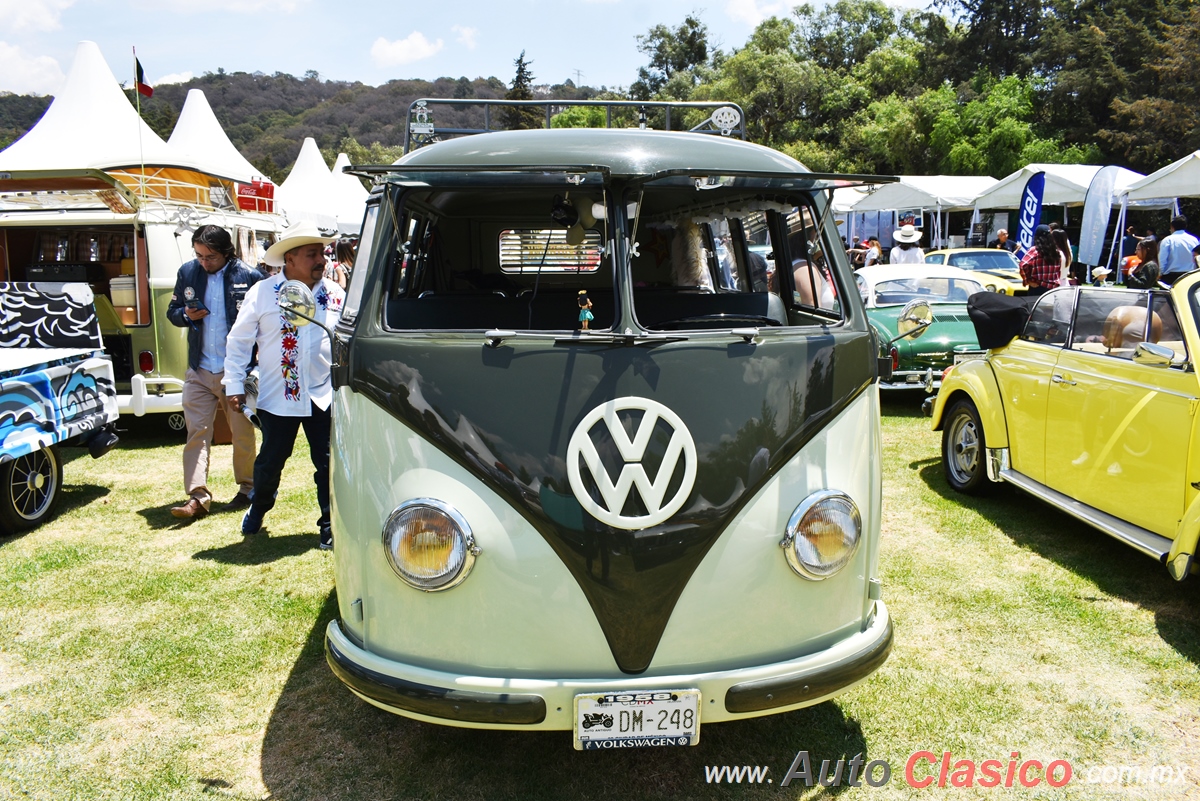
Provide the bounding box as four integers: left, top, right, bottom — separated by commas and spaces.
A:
56, 482, 110, 516
193, 534, 320, 565
915, 459, 1200, 668
880, 392, 928, 418
257, 592, 871, 801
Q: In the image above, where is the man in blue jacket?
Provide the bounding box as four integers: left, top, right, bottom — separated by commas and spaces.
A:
166, 225, 263, 519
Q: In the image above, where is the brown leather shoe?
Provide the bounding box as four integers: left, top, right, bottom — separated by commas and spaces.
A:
225, 492, 252, 511
170, 498, 209, 519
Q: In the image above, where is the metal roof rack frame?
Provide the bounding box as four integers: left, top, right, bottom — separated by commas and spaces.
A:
402, 99, 747, 153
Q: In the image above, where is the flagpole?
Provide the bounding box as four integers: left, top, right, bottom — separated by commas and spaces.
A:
133, 46, 147, 204
132, 46, 162, 377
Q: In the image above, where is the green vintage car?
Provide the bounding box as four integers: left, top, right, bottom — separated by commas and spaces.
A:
856, 264, 986, 389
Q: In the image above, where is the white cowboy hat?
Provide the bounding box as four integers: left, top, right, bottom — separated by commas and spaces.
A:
893, 224, 922, 244
264, 222, 337, 268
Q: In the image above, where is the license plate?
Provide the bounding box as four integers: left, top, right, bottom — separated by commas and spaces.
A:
573, 689, 700, 750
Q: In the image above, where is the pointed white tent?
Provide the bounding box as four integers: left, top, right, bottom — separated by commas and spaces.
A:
0, 41, 203, 174
275, 137, 339, 231
330, 153, 368, 234
1121, 150, 1200, 202
168, 89, 266, 184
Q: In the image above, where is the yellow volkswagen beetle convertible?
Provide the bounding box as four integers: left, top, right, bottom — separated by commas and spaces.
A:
928, 276, 1200, 580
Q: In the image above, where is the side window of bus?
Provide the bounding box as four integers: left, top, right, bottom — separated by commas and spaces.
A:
785, 205, 838, 314
391, 213, 424, 298
341, 204, 379, 322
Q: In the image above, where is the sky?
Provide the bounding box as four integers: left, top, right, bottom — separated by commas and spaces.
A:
0, 0, 820, 96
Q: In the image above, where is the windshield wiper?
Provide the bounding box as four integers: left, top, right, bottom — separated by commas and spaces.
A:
553, 331, 689, 347
482, 329, 688, 348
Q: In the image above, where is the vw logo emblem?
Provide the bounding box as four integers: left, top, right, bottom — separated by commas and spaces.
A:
566, 397, 697, 530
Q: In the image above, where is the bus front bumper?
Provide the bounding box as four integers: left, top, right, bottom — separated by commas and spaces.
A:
325, 600, 892, 730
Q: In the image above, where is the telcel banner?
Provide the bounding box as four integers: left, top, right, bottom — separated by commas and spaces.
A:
1078, 166, 1122, 266
1015, 171, 1046, 255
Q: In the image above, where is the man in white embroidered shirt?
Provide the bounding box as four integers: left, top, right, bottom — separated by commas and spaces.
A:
223, 223, 345, 549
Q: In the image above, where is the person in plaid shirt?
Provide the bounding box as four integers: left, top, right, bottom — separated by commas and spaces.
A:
1019, 224, 1062, 296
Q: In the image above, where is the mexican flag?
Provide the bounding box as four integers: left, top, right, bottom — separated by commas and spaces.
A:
135, 58, 153, 98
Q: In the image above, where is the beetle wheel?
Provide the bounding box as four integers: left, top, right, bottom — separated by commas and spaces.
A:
0, 446, 63, 534
942, 399, 989, 494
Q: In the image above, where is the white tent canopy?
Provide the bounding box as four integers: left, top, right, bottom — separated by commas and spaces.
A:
831, 186, 870, 213
275, 137, 338, 232
851, 175, 998, 212
168, 89, 266, 184
971, 163, 1163, 209
329, 153, 368, 234
1121, 150, 1200, 202
0, 41, 204, 174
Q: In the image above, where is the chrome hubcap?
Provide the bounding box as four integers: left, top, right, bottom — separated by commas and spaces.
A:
9, 450, 55, 520
949, 415, 979, 481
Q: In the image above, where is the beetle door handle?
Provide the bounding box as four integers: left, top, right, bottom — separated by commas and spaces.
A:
1052, 374, 1076, 386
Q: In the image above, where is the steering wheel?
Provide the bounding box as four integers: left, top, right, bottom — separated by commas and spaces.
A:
651, 313, 783, 330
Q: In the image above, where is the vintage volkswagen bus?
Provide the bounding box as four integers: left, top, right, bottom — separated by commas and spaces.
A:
324, 102, 894, 748
0, 169, 282, 432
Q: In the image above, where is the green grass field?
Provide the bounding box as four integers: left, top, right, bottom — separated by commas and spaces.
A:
2, 398, 1198, 800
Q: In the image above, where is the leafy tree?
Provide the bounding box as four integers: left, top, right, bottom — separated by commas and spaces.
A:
1100, 3, 1200, 170
693, 37, 829, 147
550, 106, 607, 128
901, 10, 971, 88
0, 93, 52, 150
938, 0, 1046, 78
793, 0, 897, 71
501, 51, 542, 130
630, 15, 710, 99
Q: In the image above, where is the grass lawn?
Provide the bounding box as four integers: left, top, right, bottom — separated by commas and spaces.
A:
2, 398, 1198, 800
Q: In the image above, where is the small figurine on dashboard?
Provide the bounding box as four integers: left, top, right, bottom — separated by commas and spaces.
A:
577, 290, 594, 330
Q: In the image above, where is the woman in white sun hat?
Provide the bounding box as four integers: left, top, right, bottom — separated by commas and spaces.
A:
889, 224, 925, 264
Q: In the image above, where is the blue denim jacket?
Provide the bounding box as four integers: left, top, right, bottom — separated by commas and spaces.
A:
166, 258, 263, 372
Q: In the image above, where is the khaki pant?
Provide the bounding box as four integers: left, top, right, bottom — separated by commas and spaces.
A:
182, 367, 256, 509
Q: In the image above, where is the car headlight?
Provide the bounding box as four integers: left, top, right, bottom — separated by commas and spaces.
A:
986, 284, 997, 292
779, 490, 861, 580
383, 499, 480, 591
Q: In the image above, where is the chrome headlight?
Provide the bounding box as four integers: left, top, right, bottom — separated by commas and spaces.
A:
780, 490, 861, 580
985, 284, 998, 292
383, 499, 480, 592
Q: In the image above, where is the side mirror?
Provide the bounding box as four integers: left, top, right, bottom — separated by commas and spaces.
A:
278, 279, 317, 326
1133, 341, 1176, 367
276, 279, 339, 362
889, 299, 933, 345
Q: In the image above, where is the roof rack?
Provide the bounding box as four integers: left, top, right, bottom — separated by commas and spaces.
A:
403, 99, 747, 153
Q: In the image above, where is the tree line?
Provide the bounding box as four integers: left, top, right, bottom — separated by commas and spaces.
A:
1, 0, 1196, 183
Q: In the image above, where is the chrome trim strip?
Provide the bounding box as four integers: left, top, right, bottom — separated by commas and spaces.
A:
998, 468, 1173, 559
986, 448, 1009, 482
